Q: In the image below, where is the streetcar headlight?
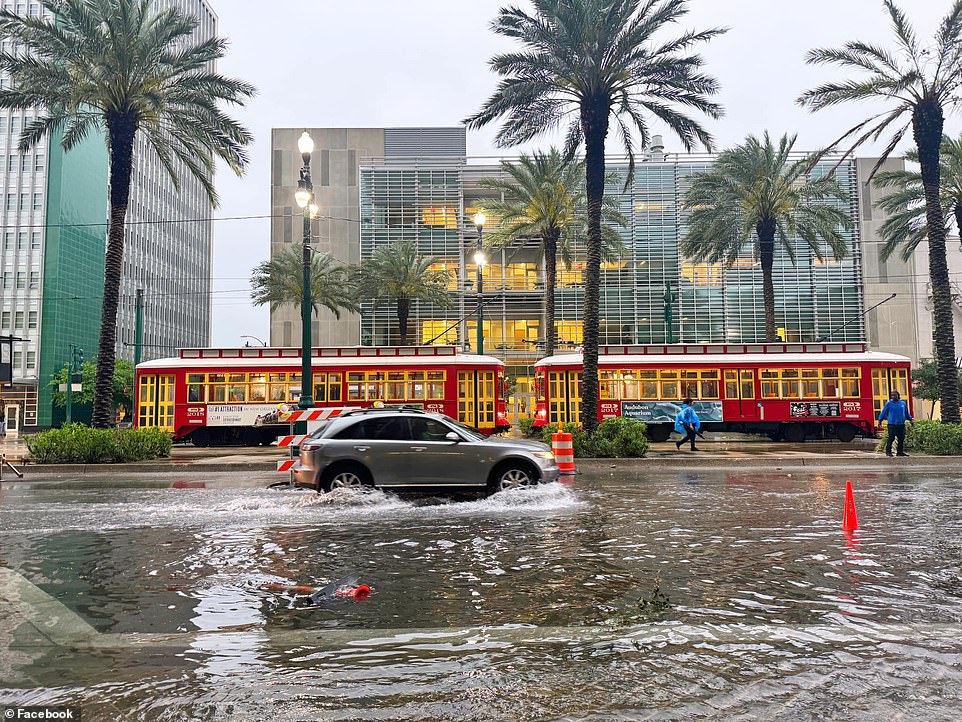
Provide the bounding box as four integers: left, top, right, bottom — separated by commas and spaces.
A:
533, 451, 555, 460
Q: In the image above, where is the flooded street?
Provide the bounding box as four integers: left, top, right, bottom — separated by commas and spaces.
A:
2, 470, 962, 720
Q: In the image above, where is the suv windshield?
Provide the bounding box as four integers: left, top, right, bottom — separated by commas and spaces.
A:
442, 416, 485, 442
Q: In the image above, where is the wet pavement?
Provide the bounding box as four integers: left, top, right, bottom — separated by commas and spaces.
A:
2, 468, 961, 720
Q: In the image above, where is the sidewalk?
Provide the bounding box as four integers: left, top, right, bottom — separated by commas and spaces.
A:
5, 438, 955, 482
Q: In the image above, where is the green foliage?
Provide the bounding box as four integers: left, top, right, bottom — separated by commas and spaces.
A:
352, 241, 453, 344
876, 420, 962, 455
464, 0, 725, 170
0, 0, 255, 202
873, 136, 962, 262
541, 417, 648, 458
48, 359, 134, 409
681, 132, 852, 266
25, 424, 173, 464
478, 149, 627, 267
251, 246, 358, 317
913, 359, 962, 403
517, 416, 536, 438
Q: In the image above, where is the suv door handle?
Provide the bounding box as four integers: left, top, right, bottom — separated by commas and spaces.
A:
354, 446, 370, 452
411, 446, 427, 452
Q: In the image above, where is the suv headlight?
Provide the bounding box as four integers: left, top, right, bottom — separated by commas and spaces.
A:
533, 451, 555, 460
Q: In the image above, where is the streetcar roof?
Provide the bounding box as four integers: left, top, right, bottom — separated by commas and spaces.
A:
534, 351, 911, 367
137, 353, 505, 371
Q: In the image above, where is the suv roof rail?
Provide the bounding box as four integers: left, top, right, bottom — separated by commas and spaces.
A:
341, 405, 429, 416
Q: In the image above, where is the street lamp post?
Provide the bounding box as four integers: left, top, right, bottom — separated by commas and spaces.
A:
473, 211, 486, 355
294, 131, 319, 410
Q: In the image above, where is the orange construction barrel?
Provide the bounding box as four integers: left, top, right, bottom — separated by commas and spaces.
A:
552, 432, 576, 475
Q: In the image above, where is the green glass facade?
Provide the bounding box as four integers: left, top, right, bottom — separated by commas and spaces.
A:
36, 128, 108, 426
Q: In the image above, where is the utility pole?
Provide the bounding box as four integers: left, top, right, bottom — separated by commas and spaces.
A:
65, 345, 83, 425
134, 289, 144, 369
664, 280, 677, 344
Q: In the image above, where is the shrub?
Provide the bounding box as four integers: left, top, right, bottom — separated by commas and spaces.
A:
541, 417, 648, 458
875, 420, 962, 455
25, 424, 173, 464
517, 416, 537, 438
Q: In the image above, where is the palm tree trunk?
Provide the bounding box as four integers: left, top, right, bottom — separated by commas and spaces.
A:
397, 298, 411, 346
758, 218, 778, 343
580, 99, 609, 434
914, 101, 960, 424
91, 115, 137, 429
543, 230, 559, 358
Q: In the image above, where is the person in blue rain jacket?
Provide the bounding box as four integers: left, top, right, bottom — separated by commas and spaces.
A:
674, 398, 701, 451
878, 390, 913, 457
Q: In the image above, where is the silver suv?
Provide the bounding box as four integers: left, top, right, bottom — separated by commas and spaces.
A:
291, 408, 560, 494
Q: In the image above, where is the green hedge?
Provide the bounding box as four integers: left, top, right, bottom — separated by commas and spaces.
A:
26, 424, 173, 464
541, 417, 649, 458
875, 420, 962, 455
516, 416, 537, 438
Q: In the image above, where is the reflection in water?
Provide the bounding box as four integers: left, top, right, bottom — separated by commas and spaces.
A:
1, 473, 962, 719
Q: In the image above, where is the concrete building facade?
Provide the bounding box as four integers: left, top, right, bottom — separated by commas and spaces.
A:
0, 0, 217, 430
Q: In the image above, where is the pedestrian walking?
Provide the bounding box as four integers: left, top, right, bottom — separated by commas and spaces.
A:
674, 398, 701, 451
0, 410, 6, 438
878, 390, 912, 457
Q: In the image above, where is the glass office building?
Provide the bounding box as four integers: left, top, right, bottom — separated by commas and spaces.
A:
357, 144, 865, 368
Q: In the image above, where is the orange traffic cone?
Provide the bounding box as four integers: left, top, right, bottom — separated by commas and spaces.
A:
842, 480, 859, 531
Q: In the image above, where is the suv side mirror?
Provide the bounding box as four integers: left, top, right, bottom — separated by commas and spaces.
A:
445, 432, 461, 442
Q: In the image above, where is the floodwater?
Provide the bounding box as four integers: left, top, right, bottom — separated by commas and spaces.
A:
1, 470, 961, 721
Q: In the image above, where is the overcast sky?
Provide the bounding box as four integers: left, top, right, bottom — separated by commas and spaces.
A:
207, 0, 951, 347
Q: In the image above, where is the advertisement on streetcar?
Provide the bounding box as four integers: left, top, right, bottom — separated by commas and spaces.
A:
621, 401, 724, 424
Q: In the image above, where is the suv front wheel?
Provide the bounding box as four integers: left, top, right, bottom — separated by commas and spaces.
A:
490, 462, 537, 494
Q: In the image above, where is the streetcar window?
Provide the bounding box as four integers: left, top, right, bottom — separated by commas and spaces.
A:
599, 371, 618, 400
366, 372, 386, 401
740, 371, 755, 399
347, 372, 364, 401
328, 373, 342, 402
802, 380, 820, 398
210, 385, 227, 403
724, 370, 738, 398
387, 371, 406, 401
700, 379, 720, 399
269, 384, 287, 402
249, 373, 267, 403
409, 371, 426, 400
623, 371, 639, 400
660, 380, 679, 399
841, 368, 860, 397
427, 371, 445, 400
188, 384, 205, 403
228, 384, 246, 402
641, 379, 658, 400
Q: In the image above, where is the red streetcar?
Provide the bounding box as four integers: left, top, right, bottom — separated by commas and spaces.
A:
533, 342, 912, 443
135, 345, 510, 445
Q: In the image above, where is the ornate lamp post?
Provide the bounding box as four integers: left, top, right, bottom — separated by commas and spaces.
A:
473, 211, 486, 355
294, 131, 319, 409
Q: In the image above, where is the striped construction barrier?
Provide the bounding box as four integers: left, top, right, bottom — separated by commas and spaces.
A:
552, 432, 576, 475
279, 408, 347, 423
275, 434, 309, 448
277, 459, 297, 472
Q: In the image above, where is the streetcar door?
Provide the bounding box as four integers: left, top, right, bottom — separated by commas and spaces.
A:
738, 369, 758, 420
457, 370, 496, 431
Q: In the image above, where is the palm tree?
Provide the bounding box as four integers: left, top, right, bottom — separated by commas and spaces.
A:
478, 149, 627, 357
798, 0, 962, 422
465, 0, 724, 431
680, 132, 853, 342
353, 241, 452, 346
0, 0, 254, 428
250, 246, 359, 319
873, 135, 962, 262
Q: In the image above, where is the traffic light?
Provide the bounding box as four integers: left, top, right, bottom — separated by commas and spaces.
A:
73, 347, 84, 368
